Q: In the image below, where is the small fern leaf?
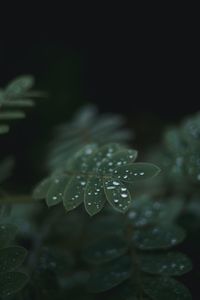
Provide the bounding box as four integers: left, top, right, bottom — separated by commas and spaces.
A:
133, 225, 185, 250
63, 175, 86, 211
84, 176, 106, 216
33, 178, 52, 200
87, 256, 131, 293
0, 111, 26, 120
104, 179, 131, 213
0, 272, 28, 298
0, 246, 27, 274
143, 276, 192, 300
114, 162, 161, 182
33, 143, 160, 215
139, 252, 192, 276
46, 175, 69, 207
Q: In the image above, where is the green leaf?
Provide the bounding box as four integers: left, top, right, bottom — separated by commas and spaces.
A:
0, 272, 28, 298
127, 197, 184, 228
100, 149, 138, 174
0, 246, 27, 273
87, 256, 131, 293
63, 175, 86, 211
83, 234, 128, 264
114, 163, 161, 182
84, 176, 106, 216
46, 175, 69, 207
6, 75, 35, 96
143, 276, 192, 300
0, 224, 17, 248
104, 178, 131, 213
33, 178, 52, 200
133, 225, 186, 250
0, 111, 26, 120
3, 99, 35, 107
139, 252, 192, 276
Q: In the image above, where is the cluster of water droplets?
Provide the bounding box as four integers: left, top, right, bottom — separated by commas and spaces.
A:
34, 143, 157, 214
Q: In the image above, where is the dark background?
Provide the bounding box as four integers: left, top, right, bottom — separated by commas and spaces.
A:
0, 8, 198, 118
0, 10, 198, 185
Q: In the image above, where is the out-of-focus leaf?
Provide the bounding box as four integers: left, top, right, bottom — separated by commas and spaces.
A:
133, 225, 185, 250
83, 234, 128, 264
0, 246, 27, 273
139, 252, 192, 276
0, 272, 28, 298
87, 256, 131, 293
0, 224, 17, 247
143, 276, 192, 300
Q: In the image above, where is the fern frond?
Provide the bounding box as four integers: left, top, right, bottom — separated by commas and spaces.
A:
152, 112, 200, 185
84, 196, 192, 299
33, 143, 160, 216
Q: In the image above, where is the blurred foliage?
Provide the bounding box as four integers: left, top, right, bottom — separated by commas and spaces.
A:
0, 75, 44, 134
0, 76, 199, 299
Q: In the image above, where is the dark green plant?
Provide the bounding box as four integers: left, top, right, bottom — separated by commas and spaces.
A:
0, 76, 195, 299
0, 75, 44, 134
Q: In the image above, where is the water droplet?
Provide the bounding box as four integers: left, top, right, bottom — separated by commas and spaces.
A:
113, 181, 120, 186
106, 186, 116, 190
121, 187, 127, 191
85, 148, 93, 155
121, 193, 128, 198
140, 172, 144, 176
52, 196, 57, 200
171, 238, 177, 245
80, 181, 86, 186
123, 175, 128, 179
88, 202, 91, 206
114, 199, 119, 203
